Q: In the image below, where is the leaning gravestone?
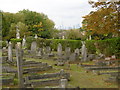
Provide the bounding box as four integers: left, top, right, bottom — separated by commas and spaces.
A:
31, 41, 37, 54
57, 43, 62, 58
8, 42, 13, 62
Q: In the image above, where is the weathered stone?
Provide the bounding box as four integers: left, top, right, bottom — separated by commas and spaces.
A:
57, 43, 62, 57
31, 41, 37, 54
16, 42, 24, 88
8, 42, 13, 62
81, 41, 87, 62
64, 47, 71, 60
59, 79, 68, 88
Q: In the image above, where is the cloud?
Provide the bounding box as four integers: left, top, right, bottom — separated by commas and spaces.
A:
1, 0, 94, 29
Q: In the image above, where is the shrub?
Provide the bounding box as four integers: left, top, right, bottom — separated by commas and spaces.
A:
86, 40, 96, 54
2, 41, 7, 47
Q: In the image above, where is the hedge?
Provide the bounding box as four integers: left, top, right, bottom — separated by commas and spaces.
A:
25, 37, 120, 58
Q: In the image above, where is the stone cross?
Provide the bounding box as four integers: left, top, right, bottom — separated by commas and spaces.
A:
16, 26, 20, 39
16, 42, 24, 88
8, 42, 13, 62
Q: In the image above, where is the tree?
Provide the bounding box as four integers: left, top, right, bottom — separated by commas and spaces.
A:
82, 1, 120, 37
5, 22, 30, 40
66, 29, 84, 40
2, 9, 55, 40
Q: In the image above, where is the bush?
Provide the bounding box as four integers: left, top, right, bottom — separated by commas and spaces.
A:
10, 38, 22, 43
25, 37, 120, 58
86, 40, 96, 54
95, 37, 120, 58
2, 41, 7, 47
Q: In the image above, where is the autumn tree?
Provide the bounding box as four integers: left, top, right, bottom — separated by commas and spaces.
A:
82, 1, 120, 37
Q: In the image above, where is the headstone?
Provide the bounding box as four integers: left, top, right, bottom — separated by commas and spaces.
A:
111, 55, 116, 59
60, 69, 65, 76
22, 35, 26, 48
31, 41, 37, 54
87, 54, 96, 61
62, 36, 65, 39
69, 53, 76, 61
36, 48, 43, 57
81, 41, 87, 62
46, 46, 51, 55
64, 47, 71, 60
57, 43, 62, 57
75, 48, 80, 56
8, 42, 13, 62
105, 57, 111, 60
59, 79, 68, 88
34, 34, 38, 39
16, 42, 24, 88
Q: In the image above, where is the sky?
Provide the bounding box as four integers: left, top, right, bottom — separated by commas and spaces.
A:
1, 0, 95, 29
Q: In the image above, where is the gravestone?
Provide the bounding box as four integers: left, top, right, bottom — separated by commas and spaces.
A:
16, 42, 24, 88
22, 35, 26, 48
75, 48, 80, 56
31, 41, 37, 54
57, 43, 62, 58
69, 53, 76, 61
46, 46, 51, 55
36, 48, 43, 57
59, 79, 68, 88
34, 34, 38, 39
8, 42, 13, 62
81, 41, 87, 62
64, 47, 71, 60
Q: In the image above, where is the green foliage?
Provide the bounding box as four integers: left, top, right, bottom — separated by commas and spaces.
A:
26, 36, 36, 49
2, 41, 7, 47
36, 39, 82, 52
96, 37, 120, 58
86, 40, 96, 54
10, 38, 22, 43
2, 9, 55, 40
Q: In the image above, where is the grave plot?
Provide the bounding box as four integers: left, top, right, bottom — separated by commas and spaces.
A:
1, 73, 15, 86
22, 61, 53, 73
105, 72, 120, 85
80, 59, 120, 86
24, 70, 70, 87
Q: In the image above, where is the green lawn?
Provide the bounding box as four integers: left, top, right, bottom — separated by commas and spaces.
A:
24, 58, 118, 88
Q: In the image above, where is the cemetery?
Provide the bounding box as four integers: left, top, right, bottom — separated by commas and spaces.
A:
1, 0, 120, 89
1, 30, 120, 88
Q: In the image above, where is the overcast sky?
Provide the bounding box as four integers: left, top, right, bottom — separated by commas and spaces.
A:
1, 0, 95, 29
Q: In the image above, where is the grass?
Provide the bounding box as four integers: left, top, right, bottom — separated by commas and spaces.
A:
24, 58, 118, 88
2, 57, 119, 88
